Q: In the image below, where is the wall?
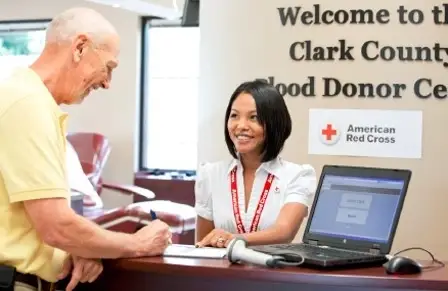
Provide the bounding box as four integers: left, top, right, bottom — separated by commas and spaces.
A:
0, 0, 141, 208
199, 0, 448, 259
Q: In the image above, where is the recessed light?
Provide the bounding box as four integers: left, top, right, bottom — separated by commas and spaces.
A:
172, 0, 178, 12
112, 3, 120, 8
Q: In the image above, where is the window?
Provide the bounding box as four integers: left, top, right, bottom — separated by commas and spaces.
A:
0, 21, 49, 80
139, 20, 200, 174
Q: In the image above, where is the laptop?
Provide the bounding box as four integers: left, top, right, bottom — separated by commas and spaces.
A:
251, 165, 412, 268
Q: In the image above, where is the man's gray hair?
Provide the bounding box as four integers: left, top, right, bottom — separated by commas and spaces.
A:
46, 7, 117, 45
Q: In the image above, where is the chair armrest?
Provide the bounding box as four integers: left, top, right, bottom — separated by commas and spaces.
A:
90, 207, 150, 225
128, 201, 197, 232
102, 183, 156, 200
89, 206, 186, 234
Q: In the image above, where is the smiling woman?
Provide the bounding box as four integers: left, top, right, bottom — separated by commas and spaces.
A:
194, 80, 318, 249
226, 93, 265, 164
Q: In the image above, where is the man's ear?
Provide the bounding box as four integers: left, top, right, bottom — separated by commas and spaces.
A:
72, 34, 89, 63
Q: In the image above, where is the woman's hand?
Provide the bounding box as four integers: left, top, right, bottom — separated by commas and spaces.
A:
196, 229, 235, 248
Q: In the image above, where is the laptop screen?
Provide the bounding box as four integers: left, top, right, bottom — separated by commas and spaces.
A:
307, 174, 405, 244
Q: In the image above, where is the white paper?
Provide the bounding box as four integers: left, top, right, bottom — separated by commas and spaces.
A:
163, 244, 227, 259
308, 109, 422, 159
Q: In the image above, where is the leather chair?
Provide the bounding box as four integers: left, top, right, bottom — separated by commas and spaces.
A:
67, 132, 156, 202
66, 132, 196, 242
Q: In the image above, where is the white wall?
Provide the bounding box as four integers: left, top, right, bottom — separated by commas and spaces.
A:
0, 0, 141, 208
199, 0, 448, 259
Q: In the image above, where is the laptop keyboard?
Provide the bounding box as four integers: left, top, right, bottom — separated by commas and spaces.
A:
271, 244, 376, 259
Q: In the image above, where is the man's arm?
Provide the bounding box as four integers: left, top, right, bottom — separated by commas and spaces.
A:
24, 197, 144, 259
0, 96, 167, 259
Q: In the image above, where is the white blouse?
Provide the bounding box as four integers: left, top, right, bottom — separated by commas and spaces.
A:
194, 157, 317, 233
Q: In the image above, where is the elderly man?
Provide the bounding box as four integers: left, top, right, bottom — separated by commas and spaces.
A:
0, 7, 171, 291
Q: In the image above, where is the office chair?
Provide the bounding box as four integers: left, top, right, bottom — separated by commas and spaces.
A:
66, 132, 196, 241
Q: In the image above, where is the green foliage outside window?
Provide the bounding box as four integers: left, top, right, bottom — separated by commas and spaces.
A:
0, 31, 45, 56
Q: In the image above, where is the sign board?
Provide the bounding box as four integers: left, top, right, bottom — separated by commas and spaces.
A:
308, 108, 422, 159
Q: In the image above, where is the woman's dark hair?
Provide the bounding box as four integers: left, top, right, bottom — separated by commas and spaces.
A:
224, 79, 292, 162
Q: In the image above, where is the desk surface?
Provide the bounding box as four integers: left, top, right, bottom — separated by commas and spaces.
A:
82, 256, 448, 291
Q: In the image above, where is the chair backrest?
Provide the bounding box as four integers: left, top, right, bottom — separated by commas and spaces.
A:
80, 161, 104, 195
66, 132, 111, 194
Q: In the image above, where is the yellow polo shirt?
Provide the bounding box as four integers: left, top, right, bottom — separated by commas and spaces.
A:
0, 68, 69, 282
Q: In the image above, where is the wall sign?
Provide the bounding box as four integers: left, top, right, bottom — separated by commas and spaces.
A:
308, 108, 423, 158
256, 4, 448, 100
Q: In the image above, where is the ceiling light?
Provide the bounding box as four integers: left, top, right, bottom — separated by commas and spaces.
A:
172, 0, 179, 12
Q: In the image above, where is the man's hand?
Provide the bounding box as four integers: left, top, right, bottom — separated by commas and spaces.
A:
196, 229, 234, 248
58, 255, 103, 291
133, 219, 172, 256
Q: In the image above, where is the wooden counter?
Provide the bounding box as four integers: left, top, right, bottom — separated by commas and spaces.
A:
78, 256, 448, 291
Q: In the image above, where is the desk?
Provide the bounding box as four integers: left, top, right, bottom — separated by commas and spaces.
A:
79, 256, 448, 291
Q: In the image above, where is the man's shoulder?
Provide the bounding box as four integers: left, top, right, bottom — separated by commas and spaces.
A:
0, 72, 26, 97
0, 70, 52, 120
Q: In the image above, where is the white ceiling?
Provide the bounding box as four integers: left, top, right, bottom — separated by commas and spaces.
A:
85, 0, 185, 19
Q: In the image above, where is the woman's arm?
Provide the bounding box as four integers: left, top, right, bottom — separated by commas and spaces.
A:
197, 164, 317, 248
242, 165, 316, 245
195, 216, 215, 242
241, 203, 307, 245
197, 203, 308, 247
194, 162, 215, 243
241, 165, 316, 245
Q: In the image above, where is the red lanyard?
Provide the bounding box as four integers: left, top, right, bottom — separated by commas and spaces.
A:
230, 166, 275, 234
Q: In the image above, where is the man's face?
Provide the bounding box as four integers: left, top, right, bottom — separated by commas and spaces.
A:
63, 34, 119, 104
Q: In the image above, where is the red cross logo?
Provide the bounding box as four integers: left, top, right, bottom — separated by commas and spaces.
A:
319, 123, 341, 145
322, 124, 337, 141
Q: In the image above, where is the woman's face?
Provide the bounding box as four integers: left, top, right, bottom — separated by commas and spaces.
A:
227, 93, 265, 155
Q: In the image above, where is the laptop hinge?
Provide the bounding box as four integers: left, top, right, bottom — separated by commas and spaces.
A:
369, 248, 381, 255
309, 240, 318, 246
